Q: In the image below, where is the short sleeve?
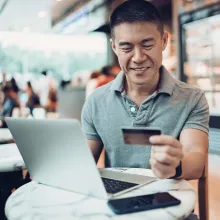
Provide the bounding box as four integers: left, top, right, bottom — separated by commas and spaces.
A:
183, 92, 209, 134
81, 97, 102, 141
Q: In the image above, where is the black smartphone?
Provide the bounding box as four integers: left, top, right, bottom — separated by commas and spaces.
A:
108, 192, 181, 214
122, 127, 161, 145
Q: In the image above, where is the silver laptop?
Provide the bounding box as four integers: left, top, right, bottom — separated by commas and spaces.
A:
6, 118, 156, 200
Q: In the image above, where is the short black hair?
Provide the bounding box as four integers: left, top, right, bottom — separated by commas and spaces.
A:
41, 70, 47, 76
110, 0, 164, 38
2, 82, 13, 93
27, 81, 33, 89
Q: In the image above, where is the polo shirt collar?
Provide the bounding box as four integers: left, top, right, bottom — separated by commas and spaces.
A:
158, 66, 176, 96
109, 70, 124, 92
109, 66, 176, 96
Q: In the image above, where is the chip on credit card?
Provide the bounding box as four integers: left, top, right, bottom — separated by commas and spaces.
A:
122, 127, 161, 145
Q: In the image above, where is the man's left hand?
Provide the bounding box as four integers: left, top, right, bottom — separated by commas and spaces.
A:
149, 135, 184, 179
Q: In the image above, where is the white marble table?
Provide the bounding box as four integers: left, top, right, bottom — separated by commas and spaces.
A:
5, 168, 196, 220
0, 128, 13, 143
0, 143, 25, 172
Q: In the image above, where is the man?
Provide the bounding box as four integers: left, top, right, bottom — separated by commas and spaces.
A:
82, 0, 209, 189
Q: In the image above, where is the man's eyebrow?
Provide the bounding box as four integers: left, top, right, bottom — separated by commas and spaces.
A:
142, 38, 155, 44
118, 38, 155, 47
118, 42, 132, 47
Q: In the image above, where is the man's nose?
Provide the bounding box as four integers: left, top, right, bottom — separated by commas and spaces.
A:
132, 48, 147, 64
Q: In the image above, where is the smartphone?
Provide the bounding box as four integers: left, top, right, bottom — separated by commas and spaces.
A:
108, 192, 181, 214
122, 127, 161, 145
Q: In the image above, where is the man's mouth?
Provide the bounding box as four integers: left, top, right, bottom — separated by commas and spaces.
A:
131, 67, 150, 72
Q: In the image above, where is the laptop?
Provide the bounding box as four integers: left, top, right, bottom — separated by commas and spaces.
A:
6, 118, 156, 200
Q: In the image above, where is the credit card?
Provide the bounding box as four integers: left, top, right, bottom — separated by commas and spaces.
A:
122, 127, 161, 145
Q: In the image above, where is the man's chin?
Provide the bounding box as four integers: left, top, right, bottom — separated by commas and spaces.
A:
133, 80, 149, 86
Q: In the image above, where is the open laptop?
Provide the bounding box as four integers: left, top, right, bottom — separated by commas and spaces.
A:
6, 118, 156, 200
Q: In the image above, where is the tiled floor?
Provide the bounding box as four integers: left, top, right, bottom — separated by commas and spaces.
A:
188, 153, 220, 220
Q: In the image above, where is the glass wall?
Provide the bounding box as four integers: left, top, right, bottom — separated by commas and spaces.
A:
0, 32, 108, 81
179, 3, 220, 110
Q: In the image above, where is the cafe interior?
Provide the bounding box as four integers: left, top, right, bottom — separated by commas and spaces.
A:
0, 0, 219, 219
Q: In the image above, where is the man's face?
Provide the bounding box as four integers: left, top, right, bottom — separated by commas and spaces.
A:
110, 22, 168, 86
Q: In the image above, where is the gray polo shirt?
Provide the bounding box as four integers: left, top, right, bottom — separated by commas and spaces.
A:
81, 67, 209, 168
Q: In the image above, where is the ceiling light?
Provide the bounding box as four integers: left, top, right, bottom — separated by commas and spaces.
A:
38, 11, 47, 18
56, 0, 62, 2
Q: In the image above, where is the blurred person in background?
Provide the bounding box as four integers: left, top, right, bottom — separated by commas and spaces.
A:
25, 81, 41, 115
44, 88, 58, 113
86, 71, 101, 98
0, 72, 7, 89
111, 64, 121, 76
10, 77, 20, 94
59, 79, 71, 90
0, 82, 21, 127
96, 66, 115, 88
38, 70, 57, 106
75, 77, 83, 87
0, 72, 7, 112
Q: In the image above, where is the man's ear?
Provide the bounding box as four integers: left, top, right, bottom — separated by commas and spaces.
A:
162, 32, 169, 51
110, 38, 117, 55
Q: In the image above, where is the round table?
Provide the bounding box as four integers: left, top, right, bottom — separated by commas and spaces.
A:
0, 143, 25, 172
5, 168, 196, 220
0, 128, 13, 144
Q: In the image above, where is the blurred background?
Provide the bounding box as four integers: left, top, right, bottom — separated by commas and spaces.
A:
0, 0, 220, 218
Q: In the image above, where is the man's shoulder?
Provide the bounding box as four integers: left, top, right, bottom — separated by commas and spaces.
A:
87, 81, 114, 102
174, 78, 203, 97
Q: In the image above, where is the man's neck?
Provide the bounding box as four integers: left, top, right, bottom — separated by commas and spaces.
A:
124, 73, 160, 107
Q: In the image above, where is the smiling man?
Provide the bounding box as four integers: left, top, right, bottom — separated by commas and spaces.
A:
82, 0, 209, 192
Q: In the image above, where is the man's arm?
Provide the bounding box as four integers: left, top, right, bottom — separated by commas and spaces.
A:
81, 93, 104, 164
87, 140, 104, 163
179, 128, 208, 180
149, 128, 208, 180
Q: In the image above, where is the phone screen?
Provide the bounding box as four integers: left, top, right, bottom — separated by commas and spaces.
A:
108, 192, 180, 214
122, 127, 161, 145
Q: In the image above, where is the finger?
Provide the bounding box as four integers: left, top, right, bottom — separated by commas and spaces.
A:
151, 152, 180, 167
152, 145, 184, 158
150, 135, 182, 148
150, 158, 175, 179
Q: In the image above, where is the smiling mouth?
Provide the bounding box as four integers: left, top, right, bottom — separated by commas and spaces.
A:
131, 67, 150, 72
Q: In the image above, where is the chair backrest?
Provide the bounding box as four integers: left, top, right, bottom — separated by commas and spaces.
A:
57, 87, 85, 122
198, 155, 209, 220
12, 107, 20, 118
32, 108, 46, 119
209, 114, 220, 154
12, 107, 30, 118
46, 112, 60, 119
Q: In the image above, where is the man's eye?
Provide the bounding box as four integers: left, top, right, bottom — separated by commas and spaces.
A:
121, 48, 132, 52
143, 45, 153, 49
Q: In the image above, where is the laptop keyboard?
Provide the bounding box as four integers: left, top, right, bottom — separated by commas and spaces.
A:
101, 177, 138, 194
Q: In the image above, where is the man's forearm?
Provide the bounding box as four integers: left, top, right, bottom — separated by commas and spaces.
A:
179, 152, 206, 180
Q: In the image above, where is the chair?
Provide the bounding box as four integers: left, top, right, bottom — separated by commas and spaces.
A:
32, 108, 46, 119
198, 155, 209, 220
46, 112, 60, 119
57, 87, 85, 121
12, 107, 30, 118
